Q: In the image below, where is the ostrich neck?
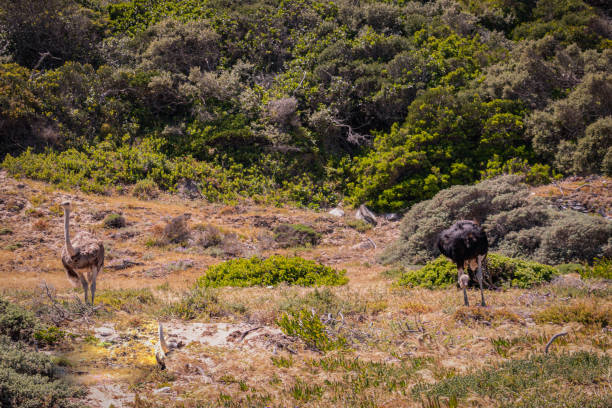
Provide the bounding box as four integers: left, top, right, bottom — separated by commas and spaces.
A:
64, 210, 77, 257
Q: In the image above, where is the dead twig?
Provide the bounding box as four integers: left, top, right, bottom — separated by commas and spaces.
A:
238, 326, 263, 342
545, 332, 568, 353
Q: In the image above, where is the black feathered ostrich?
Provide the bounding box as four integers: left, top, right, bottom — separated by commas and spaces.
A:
436, 220, 489, 307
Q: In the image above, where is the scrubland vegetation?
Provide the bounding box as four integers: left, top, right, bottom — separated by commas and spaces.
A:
0, 0, 611, 407
0, 0, 610, 210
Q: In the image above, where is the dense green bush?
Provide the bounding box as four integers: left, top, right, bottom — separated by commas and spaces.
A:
397, 253, 558, 289
0, 298, 84, 407
0, 296, 37, 343
1, 0, 610, 212
382, 176, 612, 265
196, 256, 348, 288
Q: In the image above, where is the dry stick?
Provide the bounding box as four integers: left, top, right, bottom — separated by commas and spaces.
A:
238, 326, 263, 342
545, 332, 568, 353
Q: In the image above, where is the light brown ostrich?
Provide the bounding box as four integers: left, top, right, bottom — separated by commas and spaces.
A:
61, 201, 104, 305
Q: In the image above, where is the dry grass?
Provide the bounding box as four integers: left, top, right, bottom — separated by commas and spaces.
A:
0, 173, 610, 408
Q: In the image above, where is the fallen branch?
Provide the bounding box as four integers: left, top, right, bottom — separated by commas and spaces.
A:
545, 332, 568, 353
238, 326, 263, 342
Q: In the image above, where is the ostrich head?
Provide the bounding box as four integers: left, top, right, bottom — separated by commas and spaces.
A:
61, 201, 71, 211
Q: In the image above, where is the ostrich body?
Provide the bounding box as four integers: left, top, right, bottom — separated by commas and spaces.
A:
436, 220, 488, 306
61, 201, 104, 304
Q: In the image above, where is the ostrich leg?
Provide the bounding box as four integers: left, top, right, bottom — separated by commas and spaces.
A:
80, 277, 90, 305
90, 266, 99, 305
458, 266, 469, 306
477, 255, 486, 307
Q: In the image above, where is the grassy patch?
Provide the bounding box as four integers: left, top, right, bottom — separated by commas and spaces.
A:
345, 219, 372, 233
196, 256, 348, 288
95, 288, 157, 312
453, 306, 521, 325
160, 287, 223, 320
414, 352, 610, 405
535, 300, 611, 327
397, 254, 558, 289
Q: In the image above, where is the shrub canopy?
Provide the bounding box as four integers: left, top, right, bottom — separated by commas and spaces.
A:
196, 255, 348, 287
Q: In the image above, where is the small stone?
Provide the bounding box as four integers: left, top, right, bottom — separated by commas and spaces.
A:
329, 208, 344, 217
355, 204, 377, 226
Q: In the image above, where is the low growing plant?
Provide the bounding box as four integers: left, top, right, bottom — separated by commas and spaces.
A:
397, 254, 558, 289
277, 309, 346, 352
197, 256, 348, 288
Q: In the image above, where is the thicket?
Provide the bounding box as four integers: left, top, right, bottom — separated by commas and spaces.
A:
382, 176, 612, 265
0, 0, 609, 209
397, 253, 558, 289
0, 297, 84, 407
196, 255, 348, 287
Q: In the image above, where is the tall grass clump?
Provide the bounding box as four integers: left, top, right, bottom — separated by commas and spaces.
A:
196, 256, 348, 288
277, 309, 346, 352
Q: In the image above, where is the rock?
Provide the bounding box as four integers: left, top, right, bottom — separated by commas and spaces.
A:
351, 239, 376, 250
383, 213, 400, 221
153, 387, 171, 394
329, 208, 345, 217
355, 204, 377, 226
177, 178, 202, 199
107, 259, 144, 270
551, 273, 585, 288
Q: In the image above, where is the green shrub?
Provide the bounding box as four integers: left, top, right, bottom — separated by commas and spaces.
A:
33, 326, 66, 347
273, 224, 321, 248
103, 213, 126, 229
382, 176, 612, 266
196, 256, 348, 288
397, 254, 558, 289
0, 297, 37, 343
582, 258, 612, 280
277, 309, 346, 352
0, 337, 85, 408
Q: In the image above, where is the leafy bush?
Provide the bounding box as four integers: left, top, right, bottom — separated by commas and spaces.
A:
382, 176, 612, 265
582, 258, 612, 279
273, 223, 320, 248
0, 337, 85, 408
277, 309, 346, 352
536, 301, 611, 327
196, 256, 348, 288
103, 213, 126, 229
397, 254, 558, 289
0, 296, 37, 343
33, 326, 66, 347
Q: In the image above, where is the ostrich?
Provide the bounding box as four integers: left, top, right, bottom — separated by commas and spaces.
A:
436, 220, 489, 307
61, 201, 104, 305
155, 321, 170, 369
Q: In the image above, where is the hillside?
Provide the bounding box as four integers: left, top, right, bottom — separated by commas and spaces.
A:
1, 172, 611, 407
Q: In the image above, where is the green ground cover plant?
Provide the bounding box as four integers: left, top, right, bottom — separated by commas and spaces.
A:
196, 256, 348, 288
414, 352, 611, 406
397, 253, 558, 289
